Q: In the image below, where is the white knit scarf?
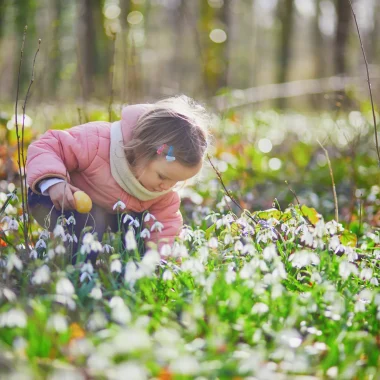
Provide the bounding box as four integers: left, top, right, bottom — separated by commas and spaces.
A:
110, 121, 172, 201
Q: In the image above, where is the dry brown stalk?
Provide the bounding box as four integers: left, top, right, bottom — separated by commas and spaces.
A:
317, 140, 339, 222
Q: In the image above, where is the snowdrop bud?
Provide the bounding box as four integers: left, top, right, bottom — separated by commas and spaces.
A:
125, 229, 137, 250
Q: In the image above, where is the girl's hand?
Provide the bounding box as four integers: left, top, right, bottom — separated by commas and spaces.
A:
48, 182, 81, 211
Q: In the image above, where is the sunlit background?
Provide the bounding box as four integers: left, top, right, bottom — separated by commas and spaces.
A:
1, 0, 379, 110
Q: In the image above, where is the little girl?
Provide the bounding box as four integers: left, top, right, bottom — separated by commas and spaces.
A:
26, 95, 210, 259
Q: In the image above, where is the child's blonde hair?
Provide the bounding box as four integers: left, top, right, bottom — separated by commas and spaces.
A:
124, 95, 211, 168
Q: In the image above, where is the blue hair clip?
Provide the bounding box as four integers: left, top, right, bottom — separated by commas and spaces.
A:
166, 145, 176, 162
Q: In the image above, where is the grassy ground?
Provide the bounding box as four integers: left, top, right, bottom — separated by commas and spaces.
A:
0, 108, 380, 379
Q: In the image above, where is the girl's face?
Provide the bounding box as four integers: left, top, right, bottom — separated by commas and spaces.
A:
133, 157, 202, 192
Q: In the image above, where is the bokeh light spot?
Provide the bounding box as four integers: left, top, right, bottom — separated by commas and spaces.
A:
269, 158, 282, 170
209, 29, 227, 43
258, 138, 272, 153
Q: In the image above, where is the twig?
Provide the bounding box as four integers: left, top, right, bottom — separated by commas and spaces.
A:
207, 154, 257, 225
285, 180, 315, 227
14, 26, 30, 254
285, 180, 301, 206
22, 38, 41, 248
317, 140, 339, 222
348, 0, 380, 166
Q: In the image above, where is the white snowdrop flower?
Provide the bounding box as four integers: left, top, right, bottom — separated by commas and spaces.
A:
125, 260, 142, 285
251, 302, 269, 314
53, 224, 66, 240
263, 244, 277, 261
151, 221, 164, 232
80, 263, 94, 282
326, 366, 338, 378
326, 220, 343, 235
225, 270, 236, 284
234, 240, 244, 252
141, 249, 161, 275
272, 261, 287, 279
32, 265, 51, 285
354, 300, 366, 313
47, 314, 68, 332
160, 244, 171, 257
35, 239, 46, 250
7, 218, 19, 230
311, 271, 322, 284
216, 214, 234, 230
208, 237, 218, 249
111, 362, 147, 380
242, 244, 256, 255
329, 235, 341, 251
170, 355, 200, 375
144, 212, 156, 222
0, 309, 27, 328
110, 259, 122, 273
83, 232, 94, 245
90, 286, 102, 300
123, 214, 134, 224
140, 228, 151, 239
370, 277, 379, 286
113, 200, 126, 211
90, 240, 103, 253
259, 260, 269, 272
375, 294, 380, 306
113, 328, 152, 353
181, 258, 205, 276
125, 229, 137, 250
1, 216, 11, 224
289, 250, 320, 268
198, 246, 209, 263
224, 233, 233, 245
179, 227, 193, 241
301, 229, 314, 246
47, 249, 55, 259
56, 278, 75, 297
358, 289, 372, 303
103, 244, 114, 254
87, 354, 110, 371
339, 261, 359, 280
172, 242, 189, 258
277, 329, 303, 348
29, 249, 38, 259
55, 244, 66, 255
272, 283, 284, 298
7, 253, 23, 272
360, 267, 373, 281
0, 288, 16, 302
313, 219, 327, 238
87, 311, 107, 331
109, 296, 131, 324
346, 246, 358, 262
66, 215, 76, 225
162, 269, 173, 281
240, 263, 254, 279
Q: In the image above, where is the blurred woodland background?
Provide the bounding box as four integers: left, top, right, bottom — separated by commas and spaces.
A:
0, 0, 380, 109
1, 0, 380, 225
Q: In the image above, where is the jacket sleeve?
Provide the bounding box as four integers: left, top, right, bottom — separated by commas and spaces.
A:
26, 123, 100, 194
145, 191, 183, 251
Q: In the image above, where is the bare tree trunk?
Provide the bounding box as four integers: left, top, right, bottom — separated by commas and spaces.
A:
334, 0, 351, 75
219, 0, 231, 89
77, 0, 96, 98
50, 0, 62, 96
120, 0, 131, 104
276, 0, 294, 108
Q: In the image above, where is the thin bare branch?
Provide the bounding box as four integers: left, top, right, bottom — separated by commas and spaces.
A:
348, 0, 380, 166
317, 140, 339, 222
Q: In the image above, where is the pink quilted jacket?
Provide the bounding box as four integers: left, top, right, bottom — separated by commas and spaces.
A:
26, 104, 183, 247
